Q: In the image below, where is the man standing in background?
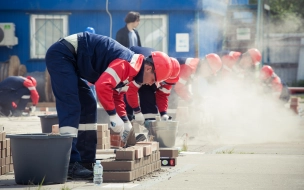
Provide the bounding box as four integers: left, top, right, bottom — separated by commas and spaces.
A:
116, 11, 141, 48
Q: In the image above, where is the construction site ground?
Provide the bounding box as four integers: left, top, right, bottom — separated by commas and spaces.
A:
0, 102, 303, 190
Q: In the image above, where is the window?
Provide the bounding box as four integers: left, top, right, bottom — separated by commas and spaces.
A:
137, 14, 168, 53
30, 14, 68, 59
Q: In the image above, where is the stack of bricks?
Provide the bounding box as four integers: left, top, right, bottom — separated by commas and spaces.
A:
159, 148, 179, 166
101, 141, 161, 182
0, 131, 13, 175
97, 124, 111, 149
109, 129, 124, 148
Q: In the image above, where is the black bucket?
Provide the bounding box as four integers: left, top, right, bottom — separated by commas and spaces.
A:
6, 133, 76, 185
38, 114, 58, 133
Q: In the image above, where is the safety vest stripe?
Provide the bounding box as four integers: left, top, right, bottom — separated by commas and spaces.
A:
159, 87, 171, 94
105, 67, 121, 86
59, 126, 78, 135
21, 95, 30, 99
129, 54, 141, 69
132, 81, 141, 88
78, 123, 97, 131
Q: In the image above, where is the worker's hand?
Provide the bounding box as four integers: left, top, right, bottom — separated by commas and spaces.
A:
30, 106, 36, 113
120, 121, 133, 143
134, 112, 145, 125
161, 114, 171, 121
109, 114, 124, 133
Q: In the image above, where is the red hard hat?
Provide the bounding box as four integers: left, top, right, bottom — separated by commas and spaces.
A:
164, 57, 180, 84
151, 51, 173, 82
205, 53, 223, 75
260, 65, 274, 80
27, 76, 37, 86
247, 48, 262, 65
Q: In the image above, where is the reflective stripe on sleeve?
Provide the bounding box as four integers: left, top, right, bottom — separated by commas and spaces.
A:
105, 67, 121, 86
129, 54, 141, 68
159, 87, 171, 94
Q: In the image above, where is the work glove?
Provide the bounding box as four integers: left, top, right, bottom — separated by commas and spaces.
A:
109, 114, 124, 134
134, 112, 145, 125
30, 106, 36, 113
121, 121, 133, 143
161, 114, 171, 121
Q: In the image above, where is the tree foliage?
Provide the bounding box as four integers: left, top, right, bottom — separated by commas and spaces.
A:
269, 0, 304, 20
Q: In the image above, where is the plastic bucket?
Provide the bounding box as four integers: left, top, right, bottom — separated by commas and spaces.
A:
38, 114, 58, 133
6, 133, 76, 185
146, 121, 179, 148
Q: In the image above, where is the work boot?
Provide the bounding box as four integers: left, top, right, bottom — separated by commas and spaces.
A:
67, 162, 93, 180
81, 162, 94, 171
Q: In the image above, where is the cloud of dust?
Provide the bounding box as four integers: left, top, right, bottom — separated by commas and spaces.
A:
176, 76, 304, 146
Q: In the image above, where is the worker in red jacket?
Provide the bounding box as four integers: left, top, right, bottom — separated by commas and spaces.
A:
0, 76, 39, 117
259, 65, 290, 102
45, 32, 173, 180
125, 46, 180, 123
169, 54, 223, 109
219, 48, 262, 79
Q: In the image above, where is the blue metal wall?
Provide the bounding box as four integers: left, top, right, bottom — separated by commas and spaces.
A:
0, 0, 243, 72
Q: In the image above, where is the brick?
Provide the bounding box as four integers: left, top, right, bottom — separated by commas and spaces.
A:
1, 166, 5, 175
0, 158, 4, 167
105, 130, 110, 137
103, 171, 134, 182
159, 148, 179, 158
0, 140, 7, 150
104, 143, 110, 149
9, 163, 13, 172
146, 164, 152, 174
39, 107, 49, 112
97, 131, 105, 138
135, 144, 152, 156
143, 165, 147, 176
101, 159, 135, 171
96, 144, 104, 149
0, 132, 3, 141
157, 160, 161, 169
110, 134, 121, 141
97, 124, 108, 131
126, 146, 143, 159
97, 137, 107, 145
5, 148, 10, 157
51, 124, 59, 133
136, 141, 159, 151
5, 139, 10, 148
5, 156, 10, 165
116, 149, 135, 160
1, 149, 5, 158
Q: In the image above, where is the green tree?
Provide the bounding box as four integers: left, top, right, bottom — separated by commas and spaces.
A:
250, 0, 304, 32
268, 0, 304, 32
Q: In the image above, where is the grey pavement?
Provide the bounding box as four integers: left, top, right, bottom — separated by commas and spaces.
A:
0, 112, 303, 190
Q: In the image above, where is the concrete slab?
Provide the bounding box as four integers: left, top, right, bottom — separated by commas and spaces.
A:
0, 111, 303, 190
